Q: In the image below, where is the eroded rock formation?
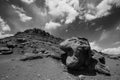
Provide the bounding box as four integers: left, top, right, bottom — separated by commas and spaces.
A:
60, 37, 91, 69
60, 37, 110, 75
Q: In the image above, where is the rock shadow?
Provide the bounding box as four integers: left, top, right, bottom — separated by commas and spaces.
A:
61, 53, 110, 76
63, 55, 97, 76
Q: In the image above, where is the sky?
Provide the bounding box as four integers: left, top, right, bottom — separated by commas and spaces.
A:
0, 0, 120, 55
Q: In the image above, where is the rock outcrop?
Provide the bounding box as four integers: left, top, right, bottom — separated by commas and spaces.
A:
60, 37, 110, 75
0, 28, 63, 55
0, 47, 12, 55
91, 50, 110, 75
60, 37, 91, 69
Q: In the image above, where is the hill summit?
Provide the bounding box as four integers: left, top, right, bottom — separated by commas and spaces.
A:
0, 28, 63, 55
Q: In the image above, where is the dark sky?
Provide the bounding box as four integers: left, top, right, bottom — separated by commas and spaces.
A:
0, 0, 120, 53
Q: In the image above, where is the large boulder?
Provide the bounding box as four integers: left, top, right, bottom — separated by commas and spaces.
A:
60, 37, 91, 69
60, 37, 110, 75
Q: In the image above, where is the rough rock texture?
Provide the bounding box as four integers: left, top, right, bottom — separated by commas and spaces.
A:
91, 50, 110, 75
0, 28, 63, 55
60, 37, 91, 69
60, 37, 110, 75
0, 47, 13, 55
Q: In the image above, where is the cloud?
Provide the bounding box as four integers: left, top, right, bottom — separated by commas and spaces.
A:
84, 3, 97, 20
0, 17, 13, 39
44, 0, 120, 23
99, 30, 109, 41
21, 0, 35, 4
84, 14, 96, 21
44, 21, 61, 31
90, 41, 102, 51
96, 0, 111, 17
102, 47, 120, 55
45, 0, 79, 24
84, 0, 120, 20
113, 41, 120, 45
16, 11, 32, 22
12, 5, 32, 22
0, 33, 13, 39
0, 17, 11, 32
97, 0, 120, 16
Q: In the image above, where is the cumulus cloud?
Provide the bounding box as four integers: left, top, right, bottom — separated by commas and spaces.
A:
12, 5, 32, 22
16, 11, 32, 22
44, 0, 120, 23
21, 0, 35, 4
0, 17, 11, 32
0, 33, 13, 39
102, 47, 120, 55
84, 14, 96, 21
90, 41, 102, 51
85, 0, 120, 20
44, 21, 61, 31
0, 17, 13, 38
45, 0, 79, 24
96, 0, 111, 17
84, 3, 97, 20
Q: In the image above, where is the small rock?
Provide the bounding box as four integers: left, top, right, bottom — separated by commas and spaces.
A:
0, 47, 9, 51
0, 47, 12, 55
60, 37, 91, 69
19, 53, 43, 61
78, 75, 85, 80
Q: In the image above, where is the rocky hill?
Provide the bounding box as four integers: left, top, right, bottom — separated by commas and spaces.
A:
0, 28, 120, 80
0, 28, 63, 55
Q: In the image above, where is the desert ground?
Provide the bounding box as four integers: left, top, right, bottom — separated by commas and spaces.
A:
0, 53, 120, 80
0, 29, 120, 80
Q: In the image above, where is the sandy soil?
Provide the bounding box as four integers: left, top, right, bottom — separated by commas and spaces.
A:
0, 54, 120, 80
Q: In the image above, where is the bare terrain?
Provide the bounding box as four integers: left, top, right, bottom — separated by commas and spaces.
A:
0, 54, 120, 80
0, 28, 120, 80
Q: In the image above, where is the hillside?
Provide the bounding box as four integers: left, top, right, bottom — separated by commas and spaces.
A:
0, 28, 63, 55
0, 28, 120, 80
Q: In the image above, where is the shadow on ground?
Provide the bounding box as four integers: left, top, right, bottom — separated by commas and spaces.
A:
67, 58, 97, 76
